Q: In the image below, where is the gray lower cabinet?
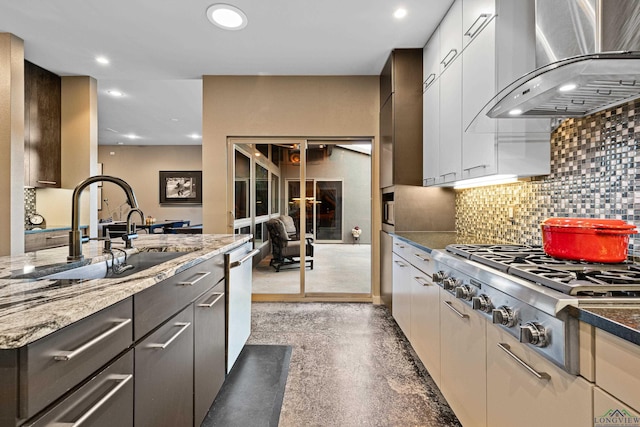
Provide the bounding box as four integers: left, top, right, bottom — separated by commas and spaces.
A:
194, 281, 226, 426
135, 305, 194, 427
28, 350, 134, 427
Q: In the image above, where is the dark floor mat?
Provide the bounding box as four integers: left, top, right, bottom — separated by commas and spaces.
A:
201, 345, 292, 427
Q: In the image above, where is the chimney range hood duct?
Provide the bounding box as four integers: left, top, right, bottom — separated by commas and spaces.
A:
469, 0, 640, 130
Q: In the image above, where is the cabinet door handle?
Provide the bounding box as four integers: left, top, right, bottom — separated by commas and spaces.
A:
69, 374, 133, 426
46, 235, 68, 240
424, 177, 437, 186
230, 249, 260, 268
148, 322, 191, 349
393, 260, 407, 268
443, 301, 469, 319
53, 319, 132, 361
497, 343, 551, 380
464, 13, 491, 39
37, 180, 57, 185
440, 172, 457, 179
440, 49, 458, 68
423, 73, 436, 91
414, 253, 431, 262
197, 292, 224, 308
394, 243, 405, 248
178, 271, 211, 286
413, 276, 432, 286
463, 164, 489, 172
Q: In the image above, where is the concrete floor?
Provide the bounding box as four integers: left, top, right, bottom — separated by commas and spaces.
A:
247, 302, 461, 427
252, 243, 371, 294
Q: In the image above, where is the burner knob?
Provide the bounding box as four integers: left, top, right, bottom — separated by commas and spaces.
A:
492, 306, 516, 327
472, 294, 492, 312
455, 285, 475, 301
443, 277, 461, 291
432, 271, 446, 284
519, 322, 548, 347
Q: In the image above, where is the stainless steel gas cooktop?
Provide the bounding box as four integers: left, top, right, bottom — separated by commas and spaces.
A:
446, 244, 640, 297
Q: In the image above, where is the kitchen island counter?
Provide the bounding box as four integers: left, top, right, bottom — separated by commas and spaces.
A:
571, 305, 640, 346
0, 234, 251, 349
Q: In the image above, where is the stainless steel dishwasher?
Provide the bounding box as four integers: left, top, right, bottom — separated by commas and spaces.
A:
225, 242, 260, 373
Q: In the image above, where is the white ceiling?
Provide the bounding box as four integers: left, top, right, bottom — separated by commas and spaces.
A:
0, 0, 453, 145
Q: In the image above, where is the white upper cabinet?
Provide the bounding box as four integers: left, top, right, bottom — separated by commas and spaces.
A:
439, 0, 462, 74
423, 79, 440, 185
438, 58, 463, 184
423, 27, 440, 93
462, 0, 495, 48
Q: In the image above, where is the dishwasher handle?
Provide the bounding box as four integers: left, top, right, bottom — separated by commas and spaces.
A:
230, 249, 260, 269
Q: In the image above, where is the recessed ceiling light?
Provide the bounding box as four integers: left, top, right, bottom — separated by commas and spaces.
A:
95, 56, 109, 65
117, 142, 124, 145
124, 133, 139, 140
559, 83, 577, 92
188, 133, 202, 140
394, 8, 407, 19
107, 90, 123, 97
206, 4, 248, 30
171, 118, 180, 122
508, 109, 523, 116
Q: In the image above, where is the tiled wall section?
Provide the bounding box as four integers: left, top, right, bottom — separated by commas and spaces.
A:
456, 99, 640, 258
24, 187, 36, 227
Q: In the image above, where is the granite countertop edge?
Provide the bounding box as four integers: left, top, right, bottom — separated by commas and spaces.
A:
0, 233, 251, 349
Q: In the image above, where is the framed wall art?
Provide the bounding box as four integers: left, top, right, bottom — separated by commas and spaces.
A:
159, 170, 202, 205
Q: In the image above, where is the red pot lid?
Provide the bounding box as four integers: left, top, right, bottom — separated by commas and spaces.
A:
541, 217, 637, 231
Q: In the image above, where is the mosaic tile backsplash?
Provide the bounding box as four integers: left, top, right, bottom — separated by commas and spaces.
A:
456, 98, 640, 259
24, 187, 36, 228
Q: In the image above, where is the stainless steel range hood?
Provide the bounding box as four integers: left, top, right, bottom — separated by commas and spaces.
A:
469, 0, 640, 128
486, 51, 640, 119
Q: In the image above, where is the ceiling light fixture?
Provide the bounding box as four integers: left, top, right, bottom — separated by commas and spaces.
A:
188, 133, 202, 140
107, 90, 123, 97
206, 4, 248, 30
95, 56, 110, 65
117, 142, 124, 145
394, 8, 407, 19
124, 133, 139, 140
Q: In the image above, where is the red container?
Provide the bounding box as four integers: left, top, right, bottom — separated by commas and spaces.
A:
541, 218, 637, 263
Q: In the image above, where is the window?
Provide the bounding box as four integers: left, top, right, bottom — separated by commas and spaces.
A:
234, 150, 251, 220
255, 163, 268, 217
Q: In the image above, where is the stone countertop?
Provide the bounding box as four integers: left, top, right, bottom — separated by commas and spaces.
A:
0, 233, 251, 349
570, 305, 640, 346
392, 231, 489, 252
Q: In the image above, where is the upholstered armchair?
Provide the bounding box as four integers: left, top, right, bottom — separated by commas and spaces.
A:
266, 218, 314, 272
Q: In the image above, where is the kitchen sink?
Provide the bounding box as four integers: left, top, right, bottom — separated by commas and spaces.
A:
41, 251, 190, 280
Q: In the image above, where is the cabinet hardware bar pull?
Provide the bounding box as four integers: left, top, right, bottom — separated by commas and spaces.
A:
423, 73, 436, 91
443, 301, 469, 319
414, 253, 430, 262
497, 343, 551, 380
178, 271, 211, 286
413, 276, 432, 286
440, 49, 458, 68
440, 171, 457, 178
464, 13, 491, 39
53, 319, 131, 361
394, 243, 405, 248
230, 249, 260, 268
46, 235, 68, 239
394, 260, 407, 268
37, 180, 57, 185
463, 164, 489, 172
69, 374, 133, 426
148, 322, 191, 349
197, 292, 225, 308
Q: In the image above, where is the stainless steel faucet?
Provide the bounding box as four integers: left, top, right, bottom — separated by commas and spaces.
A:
68, 175, 143, 262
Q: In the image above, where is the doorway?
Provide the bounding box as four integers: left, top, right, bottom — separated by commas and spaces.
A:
228, 138, 372, 301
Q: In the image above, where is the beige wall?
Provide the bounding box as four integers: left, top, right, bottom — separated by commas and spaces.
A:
98, 145, 203, 225
202, 75, 381, 298
0, 33, 25, 256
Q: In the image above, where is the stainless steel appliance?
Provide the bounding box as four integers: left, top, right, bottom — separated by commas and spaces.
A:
432, 244, 640, 374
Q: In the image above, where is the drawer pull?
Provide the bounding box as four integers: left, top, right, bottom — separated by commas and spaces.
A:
423, 73, 436, 91
464, 13, 491, 39
440, 49, 458, 68
37, 180, 57, 185
230, 249, 260, 269
414, 253, 430, 262
46, 235, 68, 240
53, 319, 132, 361
148, 322, 191, 349
197, 292, 224, 308
394, 260, 407, 268
69, 374, 133, 426
394, 243, 405, 248
178, 271, 211, 286
463, 164, 489, 172
443, 301, 469, 319
497, 343, 550, 380
413, 276, 432, 286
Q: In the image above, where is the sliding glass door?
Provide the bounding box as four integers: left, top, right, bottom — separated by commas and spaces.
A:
286, 180, 343, 242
